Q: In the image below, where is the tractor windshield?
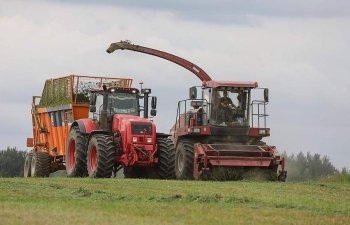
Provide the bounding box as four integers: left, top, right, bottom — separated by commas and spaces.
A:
205, 88, 250, 126
108, 92, 139, 116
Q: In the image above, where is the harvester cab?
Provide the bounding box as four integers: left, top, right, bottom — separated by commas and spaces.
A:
175, 82, 270, 143
106, 41, 287, 181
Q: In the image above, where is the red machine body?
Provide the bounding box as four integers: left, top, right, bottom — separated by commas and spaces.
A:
112, 114, 157, 166
107, 41, 287, 181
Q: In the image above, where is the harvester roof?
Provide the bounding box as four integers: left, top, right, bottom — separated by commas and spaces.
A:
203, 80, 258, 88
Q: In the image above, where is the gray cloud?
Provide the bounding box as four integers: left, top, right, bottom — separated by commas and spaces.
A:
54, 0, 350, 23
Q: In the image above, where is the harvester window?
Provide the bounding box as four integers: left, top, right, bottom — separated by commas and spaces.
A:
212, 89, 246, 126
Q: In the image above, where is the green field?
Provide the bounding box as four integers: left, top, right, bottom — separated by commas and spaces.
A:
0, 177, 349, 225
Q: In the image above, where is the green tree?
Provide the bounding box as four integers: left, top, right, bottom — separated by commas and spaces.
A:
0, 147, 26, 177
283, 151, 337, 181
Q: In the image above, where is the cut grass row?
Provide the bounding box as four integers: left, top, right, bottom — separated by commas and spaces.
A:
0, 177, 349, 225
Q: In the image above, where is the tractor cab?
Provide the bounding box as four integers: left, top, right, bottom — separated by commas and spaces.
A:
88, 86, 157, 130
89, 87, 140, 122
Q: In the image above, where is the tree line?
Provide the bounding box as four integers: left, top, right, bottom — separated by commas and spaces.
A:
0, 147, 349, 180
282, 151, 348, 181
0, 147, 26, 177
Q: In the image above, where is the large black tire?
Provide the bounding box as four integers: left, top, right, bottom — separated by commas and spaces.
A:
87, 134, 115, 178
23, 152, 33, 177
66, 126, 87, 177
175, 139, 195, 180
31, 151, 51, 177
156, 138, 175, 179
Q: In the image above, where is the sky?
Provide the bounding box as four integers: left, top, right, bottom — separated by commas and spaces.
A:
0, 0, 349, 169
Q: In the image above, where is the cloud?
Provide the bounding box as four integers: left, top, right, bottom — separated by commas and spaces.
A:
54, 0, 350, 23
0, 0, 349, 169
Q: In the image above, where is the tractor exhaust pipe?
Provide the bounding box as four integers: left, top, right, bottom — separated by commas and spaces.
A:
142, 88, 151, 118
100, 85, 109, 130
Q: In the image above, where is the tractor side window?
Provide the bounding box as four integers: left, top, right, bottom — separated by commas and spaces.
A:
89, 94, 103, 120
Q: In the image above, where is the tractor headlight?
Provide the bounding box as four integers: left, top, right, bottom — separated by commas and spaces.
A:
132, 137, 138, 143
146, 138, 152, 143
259, 129, 266, 135
193, 128, 200, 133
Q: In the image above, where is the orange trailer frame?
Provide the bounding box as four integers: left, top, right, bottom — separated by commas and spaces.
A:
27, 75, 132, 171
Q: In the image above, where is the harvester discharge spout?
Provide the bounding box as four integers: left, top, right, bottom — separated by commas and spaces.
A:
106, 40, 212, 82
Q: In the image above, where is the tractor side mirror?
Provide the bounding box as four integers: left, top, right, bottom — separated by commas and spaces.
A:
150, 109, 157, 116
89, 105, 96, 113
151, 96, 157, 109
90, 93, 97, 105
189, 86, 197, 100
264, 89, 269, 103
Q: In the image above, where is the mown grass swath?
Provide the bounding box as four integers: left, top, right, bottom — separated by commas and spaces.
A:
0, 177, 349, 225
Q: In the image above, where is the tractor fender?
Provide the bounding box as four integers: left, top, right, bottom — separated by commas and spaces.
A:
71, 119, 97, 134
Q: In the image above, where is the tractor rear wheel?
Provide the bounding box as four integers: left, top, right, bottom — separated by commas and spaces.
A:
23, 152, 33, 177
66, 126, 87, 177
175, 139, 195, 180
155, 138, 175, 179
87, 134, 115, 178
31, 151, 51, 177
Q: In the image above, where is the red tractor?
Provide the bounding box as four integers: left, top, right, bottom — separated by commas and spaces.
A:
67, 84, 175, 178
107, 41, 287, 181
25, 75, 175, 179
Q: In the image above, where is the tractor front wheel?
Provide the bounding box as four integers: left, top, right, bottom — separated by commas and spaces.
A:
175, 139, 195, 180
87, 134, 115, 178
66, 126, 87, 177
31, 151, 51, 177
156, 138, 176, 179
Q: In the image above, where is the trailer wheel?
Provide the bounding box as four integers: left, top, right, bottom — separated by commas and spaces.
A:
87, 134, 115, 178
175, 139, 195, 180
31, 151, 51, 177
66, 126, 87, 177
23, 152, 33, 177
156, 138, 176, 179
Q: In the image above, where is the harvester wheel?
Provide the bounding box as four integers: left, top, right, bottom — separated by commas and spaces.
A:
31, 151, 51, 177
156, 138, 176, 179
87, 134, 115, 178
175, 139, 195, 180
66, 126, 87, 177
23, 152, 33, 177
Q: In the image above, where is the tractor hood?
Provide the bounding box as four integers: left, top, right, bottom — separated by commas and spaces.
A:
112, 114, 155, 134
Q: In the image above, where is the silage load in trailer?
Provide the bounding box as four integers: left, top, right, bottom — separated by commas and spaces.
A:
39, 75, 133, 107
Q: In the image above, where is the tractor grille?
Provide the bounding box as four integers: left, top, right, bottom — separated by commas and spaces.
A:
131, 122, 153, 135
